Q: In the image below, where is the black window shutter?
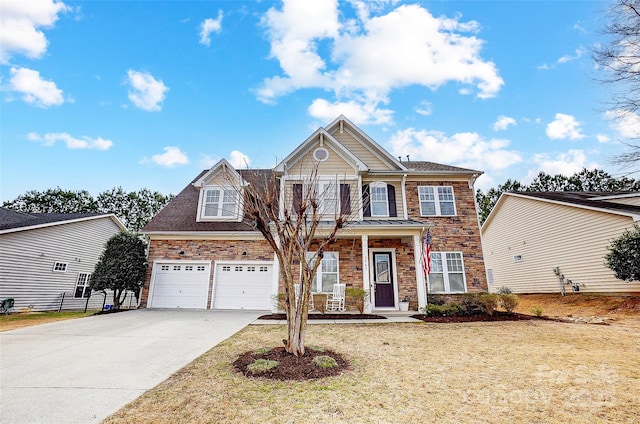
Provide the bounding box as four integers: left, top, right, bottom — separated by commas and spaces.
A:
387, 184, 397, 217
293, 183, 302, 214
362, 184, 371, 217
340, 184, 351, 215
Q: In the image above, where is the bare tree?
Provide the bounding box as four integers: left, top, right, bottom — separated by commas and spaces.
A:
593, 0, 640, 166
223, 164, 358, 356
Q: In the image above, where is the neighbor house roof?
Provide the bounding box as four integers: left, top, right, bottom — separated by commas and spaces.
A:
0, 207, 125, 233
483, 191, 640, 229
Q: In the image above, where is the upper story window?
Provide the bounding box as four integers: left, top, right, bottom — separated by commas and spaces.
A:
370, 182, 390, 217
418, 186, 456, 216
363, 182, 397, 218
292, 180, 351, 217
200, 186, 239, 220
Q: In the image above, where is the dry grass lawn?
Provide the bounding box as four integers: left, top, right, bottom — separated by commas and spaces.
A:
105, 318, 640, 424
0, 311, 94, 332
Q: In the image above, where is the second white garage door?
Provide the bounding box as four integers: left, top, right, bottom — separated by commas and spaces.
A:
213, 262, 273, 310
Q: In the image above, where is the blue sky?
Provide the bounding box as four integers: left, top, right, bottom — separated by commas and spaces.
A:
1, 0, 634, 202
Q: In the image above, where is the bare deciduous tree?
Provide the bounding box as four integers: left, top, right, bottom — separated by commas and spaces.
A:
223, 164, 359, 356
593, 0, 640, 167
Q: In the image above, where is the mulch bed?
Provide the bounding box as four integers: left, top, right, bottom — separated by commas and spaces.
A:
411, 312, 538, 323
233, 346, 349, 380
258, 313, 386, 320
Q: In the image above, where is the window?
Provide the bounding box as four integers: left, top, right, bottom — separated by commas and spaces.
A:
259, 266, 268, 272
247, 266, 256, 272
319, 181, 338, 215
53, 262, 67, 272
428, 252, 466, 293
173, 265, 181, 271
370, 182, 389, 217
197, 265, 206, 271
74, 273, 91, 298
235, 266, 243, 271
293, 180, 351, 216
185, 265, 194, 271
513, 255, 523, 262
306, 252, 339, 292
418, 186, 456, 216
160, 265, 170, 271
201, 187, 238, 218
222, 266, 231, 271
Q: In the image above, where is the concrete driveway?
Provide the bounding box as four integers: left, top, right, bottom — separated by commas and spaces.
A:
0, 309, 262, 424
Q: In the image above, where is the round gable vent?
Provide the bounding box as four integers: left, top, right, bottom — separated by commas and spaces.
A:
313, 147, 329, 162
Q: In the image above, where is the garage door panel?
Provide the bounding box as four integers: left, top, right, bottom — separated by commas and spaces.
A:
149, 262, 210, 309
214, 263, 272, 310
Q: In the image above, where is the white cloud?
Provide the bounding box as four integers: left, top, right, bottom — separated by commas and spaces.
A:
27, 132, 112, 150
145, 146, 189, 167
308, 98, 393, 125
0, 0, 70, 63
524, 149, 596, 182
9, 66, 63, 107
126, 70, 169, 111
538, 47, 585, 70
596, 133, 610, 143
199, 154, 219, 168
258, 2, 503, 124
546, 113, 585, 140
387, 128, 522, 172
493, 115, 516, 131
605, 109, 640, 139
415, 101, 432, 117
228, 150, 251, 168
199, 10, 223, 46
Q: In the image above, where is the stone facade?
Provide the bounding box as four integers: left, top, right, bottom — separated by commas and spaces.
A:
405, 180, 488, 293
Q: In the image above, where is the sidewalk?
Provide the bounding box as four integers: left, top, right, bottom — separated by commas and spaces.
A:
251, 313, 421, 325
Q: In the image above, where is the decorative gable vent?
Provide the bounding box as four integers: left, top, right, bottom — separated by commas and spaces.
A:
313, 147, 329, 162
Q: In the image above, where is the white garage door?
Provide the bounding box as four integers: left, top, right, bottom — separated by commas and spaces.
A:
214, 262, 273, 310
149, 262, 211, 309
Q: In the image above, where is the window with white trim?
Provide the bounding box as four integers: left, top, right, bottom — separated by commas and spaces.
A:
74, 273, 91, 298
318, 180, 338, 215
418, 186, 456, 216
201, 187, 239, 219
370, 182, 389, 217
305, 252, 339, 292
53, 262, 68, 272
428, 252, 466, 293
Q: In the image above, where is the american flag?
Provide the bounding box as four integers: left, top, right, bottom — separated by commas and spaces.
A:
422, 230, 431, 277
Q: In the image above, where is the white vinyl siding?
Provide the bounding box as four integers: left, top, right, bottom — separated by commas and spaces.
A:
418, 186, 456, 216
428, 252, 466, 293
482, 195, 640, 294
0, 217, 123, 312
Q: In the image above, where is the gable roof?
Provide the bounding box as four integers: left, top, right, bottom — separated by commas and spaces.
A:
193, 158, 244, 188
0, 207, 125, 234
483, 191, 640, 230
402, 161, 482, 174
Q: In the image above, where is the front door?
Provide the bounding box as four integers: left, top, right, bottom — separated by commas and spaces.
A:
373, 252, 395, 307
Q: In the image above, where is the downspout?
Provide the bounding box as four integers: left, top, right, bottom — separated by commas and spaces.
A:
401, 174, 408, 220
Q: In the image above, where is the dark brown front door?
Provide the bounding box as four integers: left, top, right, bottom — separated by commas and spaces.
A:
373, 252, 394, 307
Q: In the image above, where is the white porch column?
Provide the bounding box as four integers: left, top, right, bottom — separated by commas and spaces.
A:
271, 253, 280, 312
361, 235, 371, 313
414, 234, 427, 309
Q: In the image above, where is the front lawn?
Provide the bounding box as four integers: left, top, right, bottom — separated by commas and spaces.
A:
104, 320, 640, 424
0, 311, 93, 332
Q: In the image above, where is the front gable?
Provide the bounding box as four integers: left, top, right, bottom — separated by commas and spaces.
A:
193, 159, 246, 223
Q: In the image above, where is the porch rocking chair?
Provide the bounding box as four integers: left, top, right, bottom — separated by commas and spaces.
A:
294, 284, 314, 311
325, 283, 346, 312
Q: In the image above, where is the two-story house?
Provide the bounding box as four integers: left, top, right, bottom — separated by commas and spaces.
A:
140, 116, 488, 312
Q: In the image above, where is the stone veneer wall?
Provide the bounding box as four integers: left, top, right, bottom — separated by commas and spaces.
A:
405, 180, 488, 293
141, 239, 274, 308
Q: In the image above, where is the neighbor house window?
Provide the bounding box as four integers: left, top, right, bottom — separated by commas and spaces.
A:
428, 252, 466, 293
201, 187, 238, 218
305, 252, 339, 292
74, 273, 91, 298
418, 186, 456, 216
53, 262, 68, 272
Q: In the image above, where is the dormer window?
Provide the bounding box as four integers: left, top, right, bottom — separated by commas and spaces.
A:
199, 186, 240, 220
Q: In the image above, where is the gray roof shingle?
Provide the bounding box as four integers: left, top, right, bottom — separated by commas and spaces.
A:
0, 207, 109, 231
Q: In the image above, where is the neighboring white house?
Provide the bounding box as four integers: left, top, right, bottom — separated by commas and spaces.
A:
481, 191, 640, 295
0, 208, 133, 312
